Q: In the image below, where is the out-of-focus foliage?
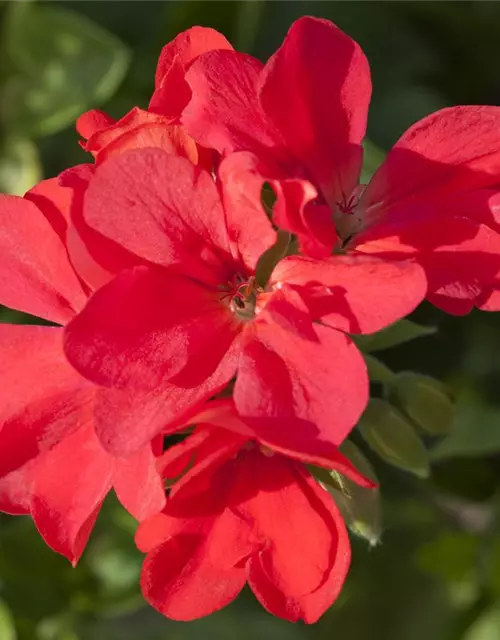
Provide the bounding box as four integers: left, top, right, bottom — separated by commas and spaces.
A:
2, 1, 500, 639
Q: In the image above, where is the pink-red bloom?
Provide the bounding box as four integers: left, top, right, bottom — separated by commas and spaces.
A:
137, 401, 372, 623
62, 148, 425, 461
172, 16, 500, 314
0, 179, 165, 563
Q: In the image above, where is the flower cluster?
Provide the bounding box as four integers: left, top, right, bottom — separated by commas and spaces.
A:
0, 16, 499, 623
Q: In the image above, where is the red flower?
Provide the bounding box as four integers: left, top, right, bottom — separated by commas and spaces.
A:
0, 179, 165, 563
137, 401, 372, 623
63, 149, 426, 459
177, 16, 500, 314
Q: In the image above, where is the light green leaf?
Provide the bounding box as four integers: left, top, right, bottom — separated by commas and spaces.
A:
0, 600, 16, 640
358, 398, 430, 478
463, 606, 500, 640
354, 318, 437, 353
4, 2, 129, 136
0, 136, 41, 195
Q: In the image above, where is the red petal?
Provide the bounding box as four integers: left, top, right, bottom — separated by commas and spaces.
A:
64, 265, 240, 390
151, 26, 233, 119
218, 152, 277, 271
25, 177, 71, 241
183, 50, 282, 156
0, 195, 86, 323
93, 341, 239, 455
113, 443, 166, 521
219, 151, 336, 263
270, 254, 426, 333
76, 109, 115, 140
31, 425, 113, 564
84, 107, 199, 165
83, 149, 233, 284
355, 214, 500, 314
154, 26, 233, 90
241, 454, 350, 623
141, 511, 246, 621
361, 106, 500, 223
140, 507, 250, 621
61, 164, 136, 290
259, 17, 370, 205
180, 400, 373, 487
0, 461, 35, 515
0, 325, 94, 477
158, 427, 245, 500
478, 285, 500, 312
234, 289, 368, 454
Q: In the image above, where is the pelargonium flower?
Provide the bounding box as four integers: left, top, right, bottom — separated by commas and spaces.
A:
172, 16, 500, 314
62, 148, 426, 460
137, 401, 373, 623
0, 178, 165, 564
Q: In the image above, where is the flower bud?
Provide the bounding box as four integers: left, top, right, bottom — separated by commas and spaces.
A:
389, 372, 455, 436
358, 398, 430, 478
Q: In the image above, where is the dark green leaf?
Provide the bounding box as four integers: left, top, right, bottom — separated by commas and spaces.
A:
354, 319, 437, 353
431, 396, 500, 460
255, 230, 290, 287
364, 354, 396, 384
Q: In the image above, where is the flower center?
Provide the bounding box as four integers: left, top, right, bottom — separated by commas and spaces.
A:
219, 274, 260, 320
334, 186, 365, 242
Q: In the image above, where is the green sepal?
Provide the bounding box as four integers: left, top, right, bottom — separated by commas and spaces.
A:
354, 319, 437, 353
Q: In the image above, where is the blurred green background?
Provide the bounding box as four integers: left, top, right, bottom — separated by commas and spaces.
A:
2, 1, 500, 638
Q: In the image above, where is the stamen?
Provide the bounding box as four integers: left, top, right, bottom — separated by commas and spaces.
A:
219, 274, 260, 319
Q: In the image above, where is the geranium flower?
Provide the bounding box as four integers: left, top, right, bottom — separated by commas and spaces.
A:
62, 148, 426, 460
137, 400, 373, 623
0, 179, 165, 564
174, 16, 500, 314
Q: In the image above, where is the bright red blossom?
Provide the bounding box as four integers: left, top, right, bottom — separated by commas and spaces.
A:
173, 16, 500, 314
137, 402, 372, 623
2, 13, 499, 625
62, 148, 426, 460
0, 180, 165, 563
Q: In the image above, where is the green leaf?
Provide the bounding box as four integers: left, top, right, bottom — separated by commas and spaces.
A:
0, 136, 41, 195
462, 605, 500, 640
358, 398, 430, 478
4, 2, 129, 136
431, 396, 500, 460
389, 372, 455, 436
360, 139, 386, 183
416, 533, 479, 584
0, 600, 16, 640
353, 318, 437, 353
364, 354, 396, 384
